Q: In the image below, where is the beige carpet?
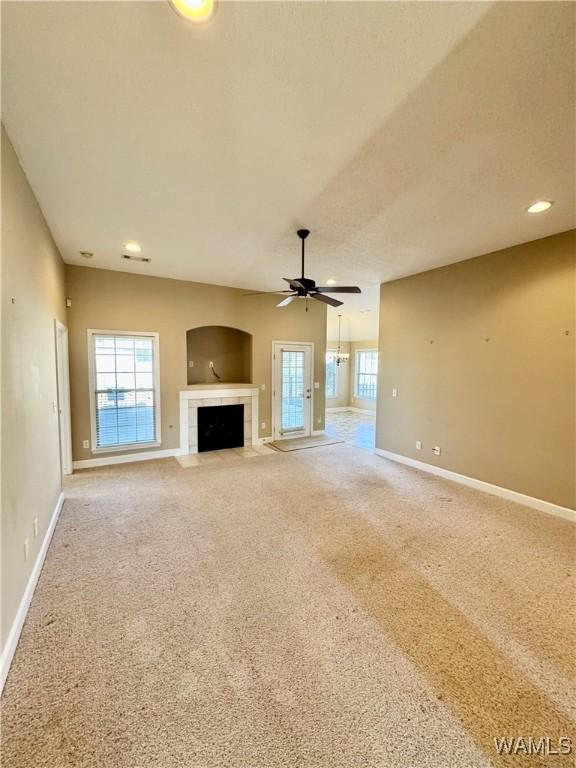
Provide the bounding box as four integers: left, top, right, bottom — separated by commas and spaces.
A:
1, 444, 574, 767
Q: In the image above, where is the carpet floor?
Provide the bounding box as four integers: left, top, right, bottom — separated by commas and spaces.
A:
1, 445, 574, 767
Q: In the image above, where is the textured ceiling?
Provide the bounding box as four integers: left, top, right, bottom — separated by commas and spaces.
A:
2, 0, 574, 323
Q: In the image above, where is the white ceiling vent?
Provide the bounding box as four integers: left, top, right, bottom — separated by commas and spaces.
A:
122, 254, 151, 263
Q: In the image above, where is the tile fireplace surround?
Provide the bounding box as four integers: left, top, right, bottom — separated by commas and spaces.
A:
179, 387, 260, 455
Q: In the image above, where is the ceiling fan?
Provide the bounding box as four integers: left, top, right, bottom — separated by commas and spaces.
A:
245, 229, 361, 308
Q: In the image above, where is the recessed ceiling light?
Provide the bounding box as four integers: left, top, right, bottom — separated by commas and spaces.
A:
169, 0, 215, 23
326, 278, 337, 285
527, 200, 553, 214
124, 241, 142, 253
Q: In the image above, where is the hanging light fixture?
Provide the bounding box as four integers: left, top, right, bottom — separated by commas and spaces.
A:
334, 314, 350, 366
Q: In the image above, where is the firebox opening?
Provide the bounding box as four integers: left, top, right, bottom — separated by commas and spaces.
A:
197, 404, 244, 452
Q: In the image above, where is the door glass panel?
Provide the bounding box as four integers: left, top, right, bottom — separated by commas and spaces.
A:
281, 350, 305, 433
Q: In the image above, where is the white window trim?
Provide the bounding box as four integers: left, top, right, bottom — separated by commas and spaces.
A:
354, 348, 378, 400
326, 350, 340, 399
87, 329, 162, 454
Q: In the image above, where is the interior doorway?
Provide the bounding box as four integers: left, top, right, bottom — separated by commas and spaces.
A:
55, 320, 73, 475
272, 342, 313, 441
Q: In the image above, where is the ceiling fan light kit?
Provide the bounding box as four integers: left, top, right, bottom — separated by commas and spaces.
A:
244, 229, 361, 309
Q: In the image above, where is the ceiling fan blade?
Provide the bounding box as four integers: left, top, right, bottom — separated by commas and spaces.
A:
283, 277, 306, 290
276, 295, 297, 307
243, 290, 295, 296
314, 286, 362, 294
310, 292, 343, 307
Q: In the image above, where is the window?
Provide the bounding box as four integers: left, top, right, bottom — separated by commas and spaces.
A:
355, 350, 378, 400
88, 331, 160, 451
325, 352, 339, 399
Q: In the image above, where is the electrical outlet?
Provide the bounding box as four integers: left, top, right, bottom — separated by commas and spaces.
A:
392, 388, 398, 398
317, 417, 321, 424
33, 518, 39, 538
415, 441, 422, 450
261, 422, 266, 430
83, 440, 90, 449
24, 538, 29, 561
260, 383, 265, 391
432, 446, 441, 456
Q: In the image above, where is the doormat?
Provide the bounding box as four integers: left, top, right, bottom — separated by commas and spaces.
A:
268, 435, 344, 452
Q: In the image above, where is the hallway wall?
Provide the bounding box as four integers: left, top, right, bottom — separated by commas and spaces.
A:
1, 126, 66, 657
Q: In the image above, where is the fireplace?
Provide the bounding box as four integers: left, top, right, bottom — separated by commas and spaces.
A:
197, 403, 244, 452
179, 387, 259, 455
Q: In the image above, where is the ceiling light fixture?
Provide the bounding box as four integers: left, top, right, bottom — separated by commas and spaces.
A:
124, 241, 142, 253
169, 0, 215, 23
79, 251, 93, 259
326, 278, 337, 285
334, 315, 350, 367
527, 200, 553, 214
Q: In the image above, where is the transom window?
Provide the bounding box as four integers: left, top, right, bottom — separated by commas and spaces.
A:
355, 350, 378, 400
88, 331, 160, 451
325, 352, 339, 398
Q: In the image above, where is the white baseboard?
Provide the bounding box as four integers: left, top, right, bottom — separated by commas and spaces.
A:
73, 447, 180, 469
375, 449, 576, 523
0, 491, 65, 693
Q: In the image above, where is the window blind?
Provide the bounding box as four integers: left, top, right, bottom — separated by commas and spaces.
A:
93, 334, 157, 448
355, 350, 378, 400
325, 352, 338, 398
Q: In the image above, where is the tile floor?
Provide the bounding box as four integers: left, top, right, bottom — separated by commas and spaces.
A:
325, 409, 376, 450
176, 443, 275, 468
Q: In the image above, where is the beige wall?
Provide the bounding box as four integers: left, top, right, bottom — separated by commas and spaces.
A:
1, 127, 66, 648
326, 341, 351, 408
349, 340, 378, 412
66, 266, 327, 460
377, 230, 575, 509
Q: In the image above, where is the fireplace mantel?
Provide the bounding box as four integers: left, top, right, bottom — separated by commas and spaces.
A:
179, 387, 259, 455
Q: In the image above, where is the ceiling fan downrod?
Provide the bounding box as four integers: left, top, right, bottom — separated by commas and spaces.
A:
297, 228, 310, 279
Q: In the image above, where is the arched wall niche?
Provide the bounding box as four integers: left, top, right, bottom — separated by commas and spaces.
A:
186, 326, 253, 385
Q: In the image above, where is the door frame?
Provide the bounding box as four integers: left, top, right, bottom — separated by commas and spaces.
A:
55, 320, 73, 475
271, 341, 314, 441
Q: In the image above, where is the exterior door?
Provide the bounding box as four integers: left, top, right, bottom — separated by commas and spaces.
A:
272, 342, 313, 440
